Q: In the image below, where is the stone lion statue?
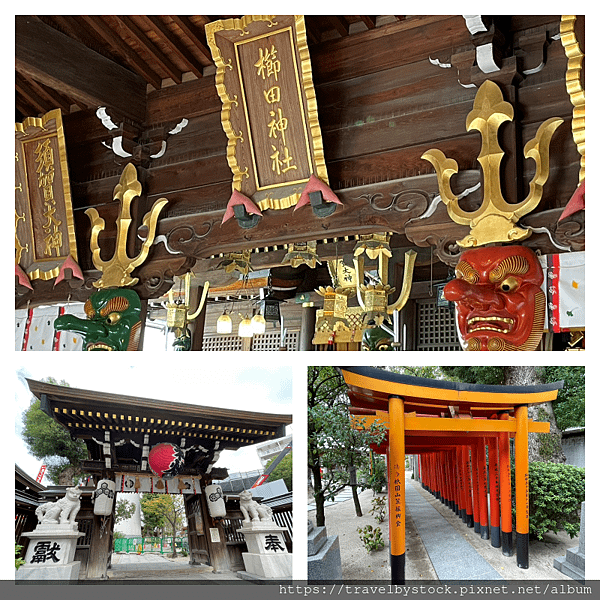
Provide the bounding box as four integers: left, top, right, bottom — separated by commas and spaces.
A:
35, 486, 82, 525
239, 489, 273, 523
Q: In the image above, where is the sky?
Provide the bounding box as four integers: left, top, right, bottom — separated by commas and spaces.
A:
13, 353, 293, 484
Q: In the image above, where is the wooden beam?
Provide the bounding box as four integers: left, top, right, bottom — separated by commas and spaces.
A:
16, 15, 147, 123
352, 414, 551, 434
15, 78, 47, 115
17, 73, 73, 114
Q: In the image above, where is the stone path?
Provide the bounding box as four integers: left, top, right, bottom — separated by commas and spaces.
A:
107, 553, 239, 580
309, 472, 579, 581
405, 481, 503, 580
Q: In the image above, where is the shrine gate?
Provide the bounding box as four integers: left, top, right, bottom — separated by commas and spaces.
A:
25, 378, 291, 579
339, 366, 563, 584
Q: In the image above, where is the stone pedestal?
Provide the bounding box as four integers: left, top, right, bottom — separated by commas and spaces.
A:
16, 523, 84, 581
307, 520, 342, 580
554, 502, 585, 583
237, 520, 292, 580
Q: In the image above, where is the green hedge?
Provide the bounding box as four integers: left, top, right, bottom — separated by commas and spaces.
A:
513, 461, 585, 540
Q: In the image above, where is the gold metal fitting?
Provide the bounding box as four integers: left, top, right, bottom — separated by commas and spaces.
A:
86, 163, 168, 288
422, 80, 563, 247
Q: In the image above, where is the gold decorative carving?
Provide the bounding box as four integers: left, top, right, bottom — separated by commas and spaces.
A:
206, 15, 328, 211
216, 249, 253, 276
166, 274, 210, 329
560, 15, 585, 183
282, 240, 321, 268
86, 163, 168, 289
422, 80, 563, 247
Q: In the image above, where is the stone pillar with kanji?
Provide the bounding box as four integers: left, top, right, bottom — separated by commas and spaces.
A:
16, 486, 84, 581
236, 491, 292, 580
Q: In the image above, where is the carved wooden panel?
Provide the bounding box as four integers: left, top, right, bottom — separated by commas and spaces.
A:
15, 109, 78, 281
206, 15, 328, 211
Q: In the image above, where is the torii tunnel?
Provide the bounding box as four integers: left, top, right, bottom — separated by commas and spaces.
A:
338, 366, 564, 584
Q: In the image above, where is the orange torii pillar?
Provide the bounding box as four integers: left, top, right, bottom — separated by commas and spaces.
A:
470, 443, 481, 534
461, 445, 474, 528
515, 405, 530, 568
499, 414, 513, 556
476, 438, 490, 540
388, 394, 406, 584
487, 436, 501, 548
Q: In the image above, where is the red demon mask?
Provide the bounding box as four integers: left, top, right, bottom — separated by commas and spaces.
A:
443, 245, 545, 351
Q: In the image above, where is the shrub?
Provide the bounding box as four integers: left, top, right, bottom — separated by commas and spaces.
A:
367, 455, 387, 494
15, 544, 25, 570
369, 495, 387, 523
513, 461, 585, 540
357, 525, 384, 552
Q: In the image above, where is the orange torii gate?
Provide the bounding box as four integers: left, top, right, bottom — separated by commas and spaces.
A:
338, 366, 563, 584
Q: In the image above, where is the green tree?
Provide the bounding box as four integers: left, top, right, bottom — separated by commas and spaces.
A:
140, 494, 186, 557
21, 377, 88, 485
542, 366, 584, 430
265, 452, 292, 491
308, 366, 386, 527
115, 498, 136, 525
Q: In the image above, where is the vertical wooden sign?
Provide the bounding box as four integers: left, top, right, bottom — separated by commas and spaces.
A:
206, 15, 329, 211
15, 109, 78, 282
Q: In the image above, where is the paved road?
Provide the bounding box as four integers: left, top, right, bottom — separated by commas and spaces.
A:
307, 486, 354, 511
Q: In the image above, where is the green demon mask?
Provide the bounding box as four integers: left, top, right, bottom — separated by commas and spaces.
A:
361, 323, 394, 351
172, 327, 192, 351
54, 288, 142, 351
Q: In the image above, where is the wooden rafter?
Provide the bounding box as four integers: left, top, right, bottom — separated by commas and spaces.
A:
117, 16, 183, 84
145, 15, 206, 78
169, 15, 213, 63
79, 15, 164, 90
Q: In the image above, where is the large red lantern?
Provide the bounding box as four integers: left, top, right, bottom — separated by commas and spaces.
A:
148, 443, 184, 479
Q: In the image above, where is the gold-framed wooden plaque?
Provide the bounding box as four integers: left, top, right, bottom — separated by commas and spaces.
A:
15, 109, 78, 281
206, 15, 329, 211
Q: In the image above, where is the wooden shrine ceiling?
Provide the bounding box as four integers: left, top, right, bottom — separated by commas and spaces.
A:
15, 15, 406, 119
27, 378, 291, 477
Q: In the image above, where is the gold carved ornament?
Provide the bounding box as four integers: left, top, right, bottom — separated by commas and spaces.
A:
352, 234, 417, 325
560, 15, 585, 184
422, 80, 563, 247
166, 273, 210, 330
85, 163, 168, 289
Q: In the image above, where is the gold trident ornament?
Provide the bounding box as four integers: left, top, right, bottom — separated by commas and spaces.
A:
422, 80, 563, 247
86, 163, 168, 288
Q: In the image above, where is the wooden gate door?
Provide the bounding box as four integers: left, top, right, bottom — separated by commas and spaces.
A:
184, 494, 210, 565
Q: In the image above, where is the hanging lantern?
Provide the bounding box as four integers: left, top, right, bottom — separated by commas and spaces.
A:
238, 315, 253, 337
93, 479, 116, 516
148, 442, 184, 479
251, 313, 266, 334
205, 484, 226, 518
216, 310, 233, 334
263, 298, 281, 323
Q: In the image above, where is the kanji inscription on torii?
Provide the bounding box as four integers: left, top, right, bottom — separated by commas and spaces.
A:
15, 109, 79, 284
206, 15, 329, 212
